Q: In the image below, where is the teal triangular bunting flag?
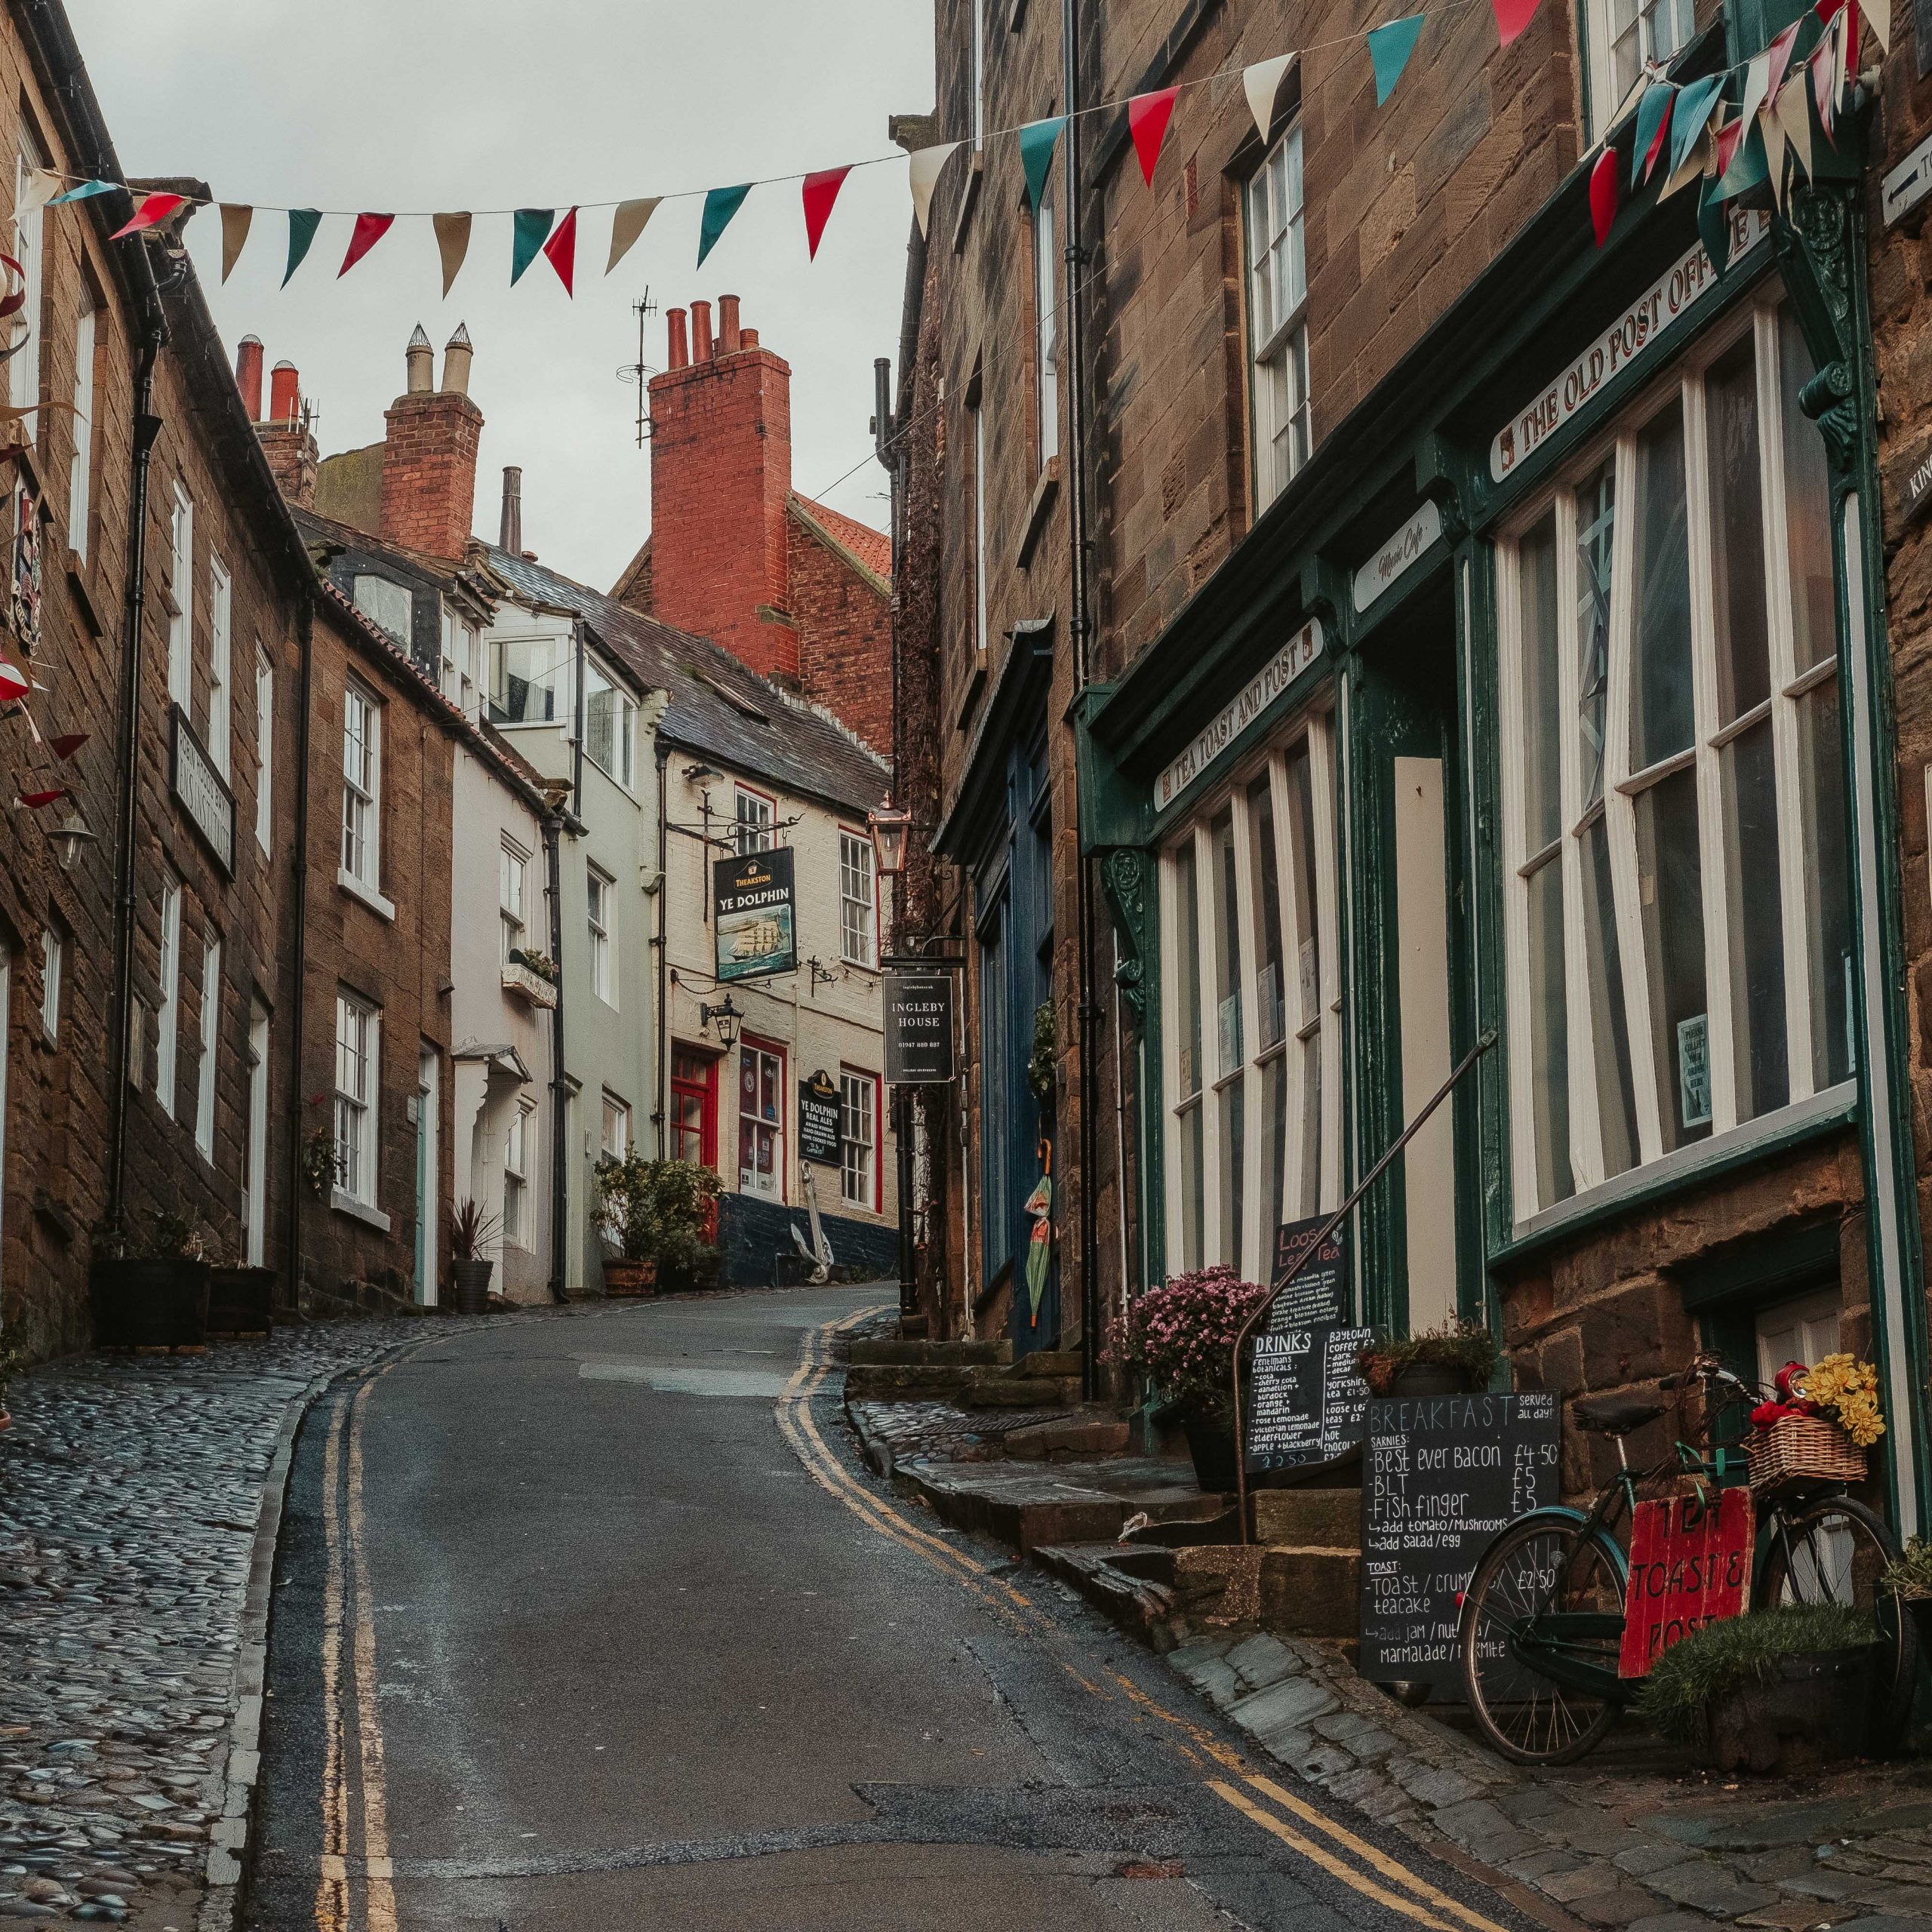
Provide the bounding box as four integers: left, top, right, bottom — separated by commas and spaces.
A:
1669, 75, 1723, 181
1018, 115, 1065, 212
512, 209, 555, 285
1632, 78, 1675, 186
1696, 174, 1733, 275
1367, 16, 1425, 106
697, 184, 752, 267
1715, 118, 1769, 198
48, 180, 115, 205
282, 209, 321, 288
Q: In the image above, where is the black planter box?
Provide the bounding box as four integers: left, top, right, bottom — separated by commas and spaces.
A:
90, 1257, 211, 1349
208, 1265, 275, 1336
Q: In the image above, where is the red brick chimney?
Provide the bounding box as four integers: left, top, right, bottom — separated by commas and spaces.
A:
377, 323, 482, 560
238, 340, 318, 509
647, 295, 797, 680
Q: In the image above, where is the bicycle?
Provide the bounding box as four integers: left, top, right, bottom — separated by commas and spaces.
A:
1458, 1352, 1915, 1764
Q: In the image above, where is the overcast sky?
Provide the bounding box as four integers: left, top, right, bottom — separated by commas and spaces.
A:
65, 0, 935, 591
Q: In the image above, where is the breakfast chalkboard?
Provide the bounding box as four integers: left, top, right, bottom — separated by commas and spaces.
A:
1245, 1324, 1375, 1472
1359, 1390, 1560, 1691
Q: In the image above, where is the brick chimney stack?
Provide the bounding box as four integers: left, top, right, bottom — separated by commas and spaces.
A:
238, 340, 318, 509
378, 322, 482, 560
647, 294, 797, 681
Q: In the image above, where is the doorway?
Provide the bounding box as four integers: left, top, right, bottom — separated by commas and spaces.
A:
416, 1047, 438, 1305
245, 1008, 269, 1268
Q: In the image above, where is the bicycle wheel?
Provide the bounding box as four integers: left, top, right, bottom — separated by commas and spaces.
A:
1462, 1517, 1626, 1765
1755, 1493, 1918, 1734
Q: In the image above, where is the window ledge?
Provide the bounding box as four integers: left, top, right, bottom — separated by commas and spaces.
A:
331, 1188, 392, 1234
955, 655, 988, 734
1017, 459, 1060, 570
337, 866, 396, 922
65, 553, 103, 637
1491, 1081, 1859, 1271
951, 151, 984, 255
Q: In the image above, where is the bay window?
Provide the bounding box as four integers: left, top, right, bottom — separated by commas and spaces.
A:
1161, 715, 1341, 1280
1498, 296, 1850, 1226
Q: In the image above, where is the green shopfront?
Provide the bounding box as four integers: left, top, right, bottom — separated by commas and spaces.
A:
1079, 106, 1931, 1535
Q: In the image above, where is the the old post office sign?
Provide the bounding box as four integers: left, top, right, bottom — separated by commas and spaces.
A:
1352, 500, 1443, 613
1490, 208, 1770, 485
712, 847, 797, 983
798, 1069, 841, 1164
1152, 618, 1324, 814
1884, 128, 1932, 228
884, 969, 956, 1084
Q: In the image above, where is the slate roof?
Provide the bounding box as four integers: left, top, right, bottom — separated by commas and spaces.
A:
482, 545, 888, 816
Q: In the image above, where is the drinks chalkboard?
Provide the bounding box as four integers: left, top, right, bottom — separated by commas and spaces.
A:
1266, 1217, 1348, 1331
1245, 1324, 1375, 1472
1360, 1391, 1560, 1691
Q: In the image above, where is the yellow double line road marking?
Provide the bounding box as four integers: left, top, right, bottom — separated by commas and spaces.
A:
779, 1311, 1518, 1932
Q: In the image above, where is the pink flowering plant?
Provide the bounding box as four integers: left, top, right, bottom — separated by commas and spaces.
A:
1109, 1265, 1272, 1420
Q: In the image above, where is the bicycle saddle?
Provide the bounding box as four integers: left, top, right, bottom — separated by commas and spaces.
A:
1571, 1392, 1668, 1437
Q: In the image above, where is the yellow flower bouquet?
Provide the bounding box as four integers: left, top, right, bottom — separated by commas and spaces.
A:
1795, 1353, 1887, 1449
1748, 1353, 1882, 1489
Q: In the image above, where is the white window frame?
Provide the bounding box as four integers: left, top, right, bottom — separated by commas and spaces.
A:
67, 300, 94, 559
738, 1035, 786, 1201
586, 863, 616, 1006
334, 990, 380, 1208
601, 1091, 631, 1159
340, 681, 383, 897
11, 132, 44, 421
155, 880, 182, 1118
503, 1100, 532, 1246
971, 0, 986, 149
1497, 293, 1854, 1230
1034, 190, 1059, 467
38, 923, 60, 1041
1583, 0, 1695, 142
840, 1066, 880, 1211
254, 645, 274, 852
839, 828, 878, 968
168, 485, 193, 712
500, 838, 529, 964
583, 657, 637, 789
734, 784, 775, 856
1158, 714, 1343, 1283
971, 383, 989, 664
195, 937, 220, 1163
208, 555, 232, 778
1244, 123, 1312, 512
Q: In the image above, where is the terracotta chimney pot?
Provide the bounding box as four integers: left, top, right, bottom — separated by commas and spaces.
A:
718, 294, 741, 355
235, 336, 264, 422
691, 299, 713, 364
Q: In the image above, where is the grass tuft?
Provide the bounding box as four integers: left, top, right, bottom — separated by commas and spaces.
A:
1635, 1604, 1877, 1745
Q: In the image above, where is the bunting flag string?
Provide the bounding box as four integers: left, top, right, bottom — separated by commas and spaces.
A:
23, 0, 1881, 294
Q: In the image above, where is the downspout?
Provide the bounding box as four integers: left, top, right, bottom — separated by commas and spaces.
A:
544, 810, 568, 1303
571, 620, 586, 817
105, 262, 167, 1220
653, 741, 670, 1147
1062, 0, 1101, 1400
286, 595, 315, 1296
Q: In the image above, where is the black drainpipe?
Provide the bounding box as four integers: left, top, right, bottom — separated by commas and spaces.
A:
544, 810, 569, 1303
285, 593, 315, 1299
1063, 0, 1100, 1401
652, 741, 670, 1146
105, 273, 167, 1220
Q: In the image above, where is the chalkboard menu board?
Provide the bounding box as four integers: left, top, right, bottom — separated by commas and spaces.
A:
1360, 1391, 1560, 1690
1266, 1217, 1348, 1331
1245, 1323, 1375, 1472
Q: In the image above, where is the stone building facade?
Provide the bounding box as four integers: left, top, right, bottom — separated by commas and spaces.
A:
892, 0, 1932, 1526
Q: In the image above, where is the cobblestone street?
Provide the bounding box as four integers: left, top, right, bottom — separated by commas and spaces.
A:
0, 1318, 499, 1929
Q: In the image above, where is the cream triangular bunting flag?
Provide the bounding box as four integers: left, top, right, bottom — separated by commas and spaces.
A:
220, 205, 252, 283
1739, 51, 1772, 134
908, 142, 961, 238
1242, 54, 1296, 143
1760, 100, 1788, 207
1777, 75, 1814, 182
433, 212, 472, 297
19, 168, 63, 214
1860, 0, 1892, 54
1662, 128, 1709, 199
607, 198, 660, 274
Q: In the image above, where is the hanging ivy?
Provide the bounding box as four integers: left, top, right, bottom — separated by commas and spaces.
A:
1028, 999, 1057, 1103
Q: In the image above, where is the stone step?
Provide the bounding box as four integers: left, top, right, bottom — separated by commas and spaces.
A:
1253, 1486, 1362, 1552
960, 1374, 1083, 1409
1260, 1547, 1361, 1641
1009, 1349, 1083, 1377
846, 1337, 1011, 1367
842, 1363, 978, 1400
897, 1454, 1224, 1553
1000, 1414, 1131, 1460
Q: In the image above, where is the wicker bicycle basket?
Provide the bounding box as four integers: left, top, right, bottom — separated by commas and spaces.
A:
1747, 1414, 1868, 1491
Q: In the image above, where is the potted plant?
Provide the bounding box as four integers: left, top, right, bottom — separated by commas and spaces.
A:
508, 946, 558, 983
593, 1153, 722, 1296
0, 1340, 22, 1432
1635, 1603, 1883, 1773
300, 1122, 338, 1199
1107, 1265, 1272, 1493
1881, 1538, 1932, 1655
448, 1199, 501, 1315
208, 1245, 276, 1338
89, 1210, 212, 1349
1357, 1318, 1498, 1398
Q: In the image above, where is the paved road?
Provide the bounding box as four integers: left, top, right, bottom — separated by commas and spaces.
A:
247, 1287, 1541, 1932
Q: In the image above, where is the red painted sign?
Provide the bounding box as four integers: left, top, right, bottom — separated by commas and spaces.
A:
1618, 1487, 1754, 1678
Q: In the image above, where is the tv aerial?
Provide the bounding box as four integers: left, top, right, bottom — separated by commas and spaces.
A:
617, 287, 661, 447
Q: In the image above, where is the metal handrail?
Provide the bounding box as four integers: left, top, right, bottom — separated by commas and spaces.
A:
1231, 1029, 1498, 1545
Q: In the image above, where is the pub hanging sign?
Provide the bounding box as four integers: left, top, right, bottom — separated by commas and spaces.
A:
799, 1069, 841, 1164
712, 847, 798, 983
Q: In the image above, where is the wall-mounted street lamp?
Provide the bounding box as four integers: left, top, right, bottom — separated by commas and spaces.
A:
698, 994, 743, 1051
48, 807, 97, 872
868, 795, 912, 878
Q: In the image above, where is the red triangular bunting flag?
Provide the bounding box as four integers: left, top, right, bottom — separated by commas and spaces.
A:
1714, 115, 1746, 178
1494, 0, 1541, 43
542, 208, 578, 295
1128, 88, 1180, 186
15, 787, 64, 809
1811, 21, 1839, 138
338, 212, 394, 277
0, 659, 26, 702
108, 192, 187, 241
1590, 147, 1621, 247
49, 732, 86, 760
802, 167, 853, 260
